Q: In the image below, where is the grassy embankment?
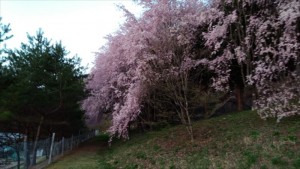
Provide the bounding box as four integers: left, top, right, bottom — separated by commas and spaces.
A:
47, 111, 300, 169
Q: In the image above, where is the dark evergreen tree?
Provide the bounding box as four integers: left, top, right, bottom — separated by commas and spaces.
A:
0, 29, 86, 165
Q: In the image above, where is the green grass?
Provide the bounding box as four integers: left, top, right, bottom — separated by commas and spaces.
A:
48, 111, 300, 169
46, 151, 100, 169
46, 138, 107, 169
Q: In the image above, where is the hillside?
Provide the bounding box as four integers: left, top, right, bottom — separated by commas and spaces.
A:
99, 111, 299, 169
48, 111, 300, 169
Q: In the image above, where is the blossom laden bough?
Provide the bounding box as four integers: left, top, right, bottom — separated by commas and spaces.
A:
82, 0, 300, 141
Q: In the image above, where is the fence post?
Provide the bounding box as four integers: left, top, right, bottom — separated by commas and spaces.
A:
62, 137, 64, 156
48, 133, 55, 164
23, 135, 29, 169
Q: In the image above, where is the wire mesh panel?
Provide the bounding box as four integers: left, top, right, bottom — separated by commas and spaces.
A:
31, 138, 51, 165
0, 130, 95, 169
0, 135, 24, 169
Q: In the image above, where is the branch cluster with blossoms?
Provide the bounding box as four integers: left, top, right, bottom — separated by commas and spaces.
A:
82, 0, 300, 140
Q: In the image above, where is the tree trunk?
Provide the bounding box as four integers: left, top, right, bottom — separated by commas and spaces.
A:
180, 108, 194, 143
16, 149, 20, 169
31, 116, 44, 166
23, 135, 30, 169
235, 86, 244, 112
187, 123, 194, 143
204, 93, 208, 118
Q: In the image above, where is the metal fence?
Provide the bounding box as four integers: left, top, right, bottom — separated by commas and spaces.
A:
0, 130, 95, 169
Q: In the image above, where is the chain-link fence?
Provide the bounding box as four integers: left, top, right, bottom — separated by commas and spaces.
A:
0, 130, 95, 169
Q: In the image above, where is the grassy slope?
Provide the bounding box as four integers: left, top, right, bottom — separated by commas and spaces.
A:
46, 138, 107, 169
99, 111, 300, 169
48, 111, 300, 169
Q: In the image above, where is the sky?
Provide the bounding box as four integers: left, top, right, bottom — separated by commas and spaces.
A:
0, 0, 143, 72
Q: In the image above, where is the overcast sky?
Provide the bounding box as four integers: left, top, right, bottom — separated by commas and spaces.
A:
0, 0, 143, 72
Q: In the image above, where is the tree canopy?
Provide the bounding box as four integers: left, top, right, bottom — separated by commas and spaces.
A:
83, 0, 299, 141
0, 29, 86, 137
